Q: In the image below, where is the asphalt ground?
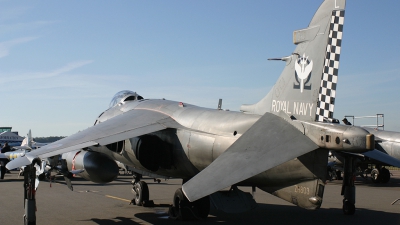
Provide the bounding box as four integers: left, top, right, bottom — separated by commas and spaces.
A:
0, 170, 399, 225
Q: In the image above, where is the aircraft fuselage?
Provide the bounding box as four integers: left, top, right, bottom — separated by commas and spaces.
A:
95, 98, 260, 177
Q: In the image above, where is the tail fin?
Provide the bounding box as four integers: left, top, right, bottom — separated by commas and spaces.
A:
27, 129, 32, 148
241, 0, 345, 122
20, 137, 28, 147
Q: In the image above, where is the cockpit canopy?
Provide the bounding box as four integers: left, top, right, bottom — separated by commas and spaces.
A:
109, 90, 143, 108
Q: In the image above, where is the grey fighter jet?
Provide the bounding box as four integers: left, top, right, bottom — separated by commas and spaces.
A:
7, 0, 389, 221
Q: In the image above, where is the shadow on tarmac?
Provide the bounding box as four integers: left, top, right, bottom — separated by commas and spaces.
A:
84, 203, 400, 225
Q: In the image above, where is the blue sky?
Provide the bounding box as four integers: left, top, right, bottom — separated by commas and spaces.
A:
1, 0, 400, 137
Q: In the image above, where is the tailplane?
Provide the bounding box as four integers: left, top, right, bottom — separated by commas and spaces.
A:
241, 0, 346, 122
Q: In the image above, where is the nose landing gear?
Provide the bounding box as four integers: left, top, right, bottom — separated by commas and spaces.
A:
130, 173, 153, 207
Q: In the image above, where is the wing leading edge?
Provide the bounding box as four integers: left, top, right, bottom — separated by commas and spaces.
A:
182, 112, 319, 202
6, 109, 181, 170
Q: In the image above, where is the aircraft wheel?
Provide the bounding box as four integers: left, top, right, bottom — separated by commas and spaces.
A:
132, 181, 149, 206
193, 195, 210, 219
169, 188, 193, 220
169, 188, 209, 220
380, 168, 390, 183
24, 215, 36, 225
371, 168, 381, 183
342, 200, 355, 215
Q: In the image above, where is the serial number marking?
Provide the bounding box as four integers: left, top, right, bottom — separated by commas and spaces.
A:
294, 185, 310, 195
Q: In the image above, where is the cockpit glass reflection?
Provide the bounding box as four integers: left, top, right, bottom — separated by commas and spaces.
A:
109, 90, 143, 108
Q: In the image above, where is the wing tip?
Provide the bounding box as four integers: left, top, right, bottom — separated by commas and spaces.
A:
6, 156, 31, 170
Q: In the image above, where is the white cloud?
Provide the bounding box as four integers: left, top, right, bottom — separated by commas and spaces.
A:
0, 60, 95, 85
46, 60, 95, 77
0, 36, 38, 58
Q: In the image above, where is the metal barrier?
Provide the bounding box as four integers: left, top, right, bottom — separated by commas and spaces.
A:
344, 114, 384, 130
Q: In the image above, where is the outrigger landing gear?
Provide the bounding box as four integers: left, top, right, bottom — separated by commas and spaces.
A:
341, 156, 356, 215
23, 161, 39, 225
169, 188, 210, 220
130, 173, 153, 206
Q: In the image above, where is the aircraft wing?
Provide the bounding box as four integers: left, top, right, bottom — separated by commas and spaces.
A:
351, 149, 400, 168
182, 112, 319, 202
12, 146, 32, 150
6, 109, 181, 170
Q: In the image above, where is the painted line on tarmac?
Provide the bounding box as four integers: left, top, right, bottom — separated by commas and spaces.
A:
105, 195, 131, 203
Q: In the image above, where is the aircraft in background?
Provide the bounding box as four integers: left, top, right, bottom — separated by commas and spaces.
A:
6, 129, 51, 168
7, 0, 400, 222
364, 128, 400, 180
18, 130, 49, 150
1, 130, 81, 188
8, 129, 49, 153
1, 130, 37, 164
328, 127, 400, 183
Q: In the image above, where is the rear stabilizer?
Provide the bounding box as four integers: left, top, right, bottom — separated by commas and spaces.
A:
241, 0, 346, 122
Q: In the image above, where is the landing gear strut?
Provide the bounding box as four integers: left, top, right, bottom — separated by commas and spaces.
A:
23, 161, 38, 225
341, 156, 356, 215
130, 173, 153, 206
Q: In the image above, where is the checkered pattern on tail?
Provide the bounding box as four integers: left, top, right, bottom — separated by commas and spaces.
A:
315, 10, 345, 122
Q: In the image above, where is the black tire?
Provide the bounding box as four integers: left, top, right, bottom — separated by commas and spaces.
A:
193, 195, 210, 219
24, 215, 36, 225
169, 188, 193, 220
380, 168, 390, 183
169, 188, 209, 220
343, 200, 355, 215
132, 181, 149, 206
371, 168, 380, 183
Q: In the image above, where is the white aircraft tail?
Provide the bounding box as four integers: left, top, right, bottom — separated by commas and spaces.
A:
27, 129, 33, 148
241, 0, 346, 122
21, 137, 29, 147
